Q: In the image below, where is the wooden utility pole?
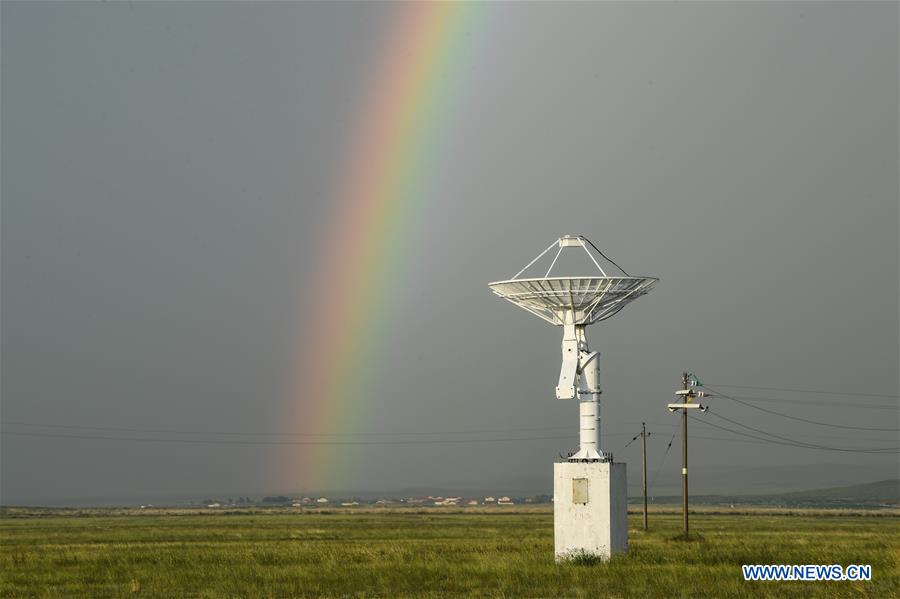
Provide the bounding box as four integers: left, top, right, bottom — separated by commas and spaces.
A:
667, 372, 708, 538
681, 374, 689, 535
641, 422, 649, 531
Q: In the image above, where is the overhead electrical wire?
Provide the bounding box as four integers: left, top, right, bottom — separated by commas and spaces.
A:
705, 383, 899, 400
621, 419, 893, 442
6, 382, 895, 453
2, 421, 574, 438
703, 411, 899, 453
621, 431, 871, 450
649, 433, 677, 488
1, 424, 641, 446
612, 427, 649, 455
727, 395, 897, 410
702, 385, 900, 432
1, 430, 577, 446
687, 415, 898, 454
618, 431, 642, 452
632, 420, 893, 443
7, 422, 887, 452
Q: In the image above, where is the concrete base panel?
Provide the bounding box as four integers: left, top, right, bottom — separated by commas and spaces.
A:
554, 461, 627, 561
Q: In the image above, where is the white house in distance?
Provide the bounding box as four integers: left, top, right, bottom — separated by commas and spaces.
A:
317, 497, 329, 504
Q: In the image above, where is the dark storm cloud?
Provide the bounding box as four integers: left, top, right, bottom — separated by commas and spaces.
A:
2, 2, 897, 504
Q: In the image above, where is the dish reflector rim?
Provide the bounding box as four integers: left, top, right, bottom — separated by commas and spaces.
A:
488, 276, 658, 326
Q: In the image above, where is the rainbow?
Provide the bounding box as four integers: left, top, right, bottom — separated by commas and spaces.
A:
280, 2, 484, 492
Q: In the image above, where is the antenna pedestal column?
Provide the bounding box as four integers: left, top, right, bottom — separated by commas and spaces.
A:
558, 324, 606, 462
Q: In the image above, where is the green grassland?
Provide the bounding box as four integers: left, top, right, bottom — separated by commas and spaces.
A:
1, 510, 897, 598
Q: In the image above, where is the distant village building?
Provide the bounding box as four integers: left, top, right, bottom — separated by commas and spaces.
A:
340, 501, 359, 507
484, 497, 496, 503
317, 497, 329, 504
467, 500, 479, 506
497, 496, 513, 505
207, 503, 221, 508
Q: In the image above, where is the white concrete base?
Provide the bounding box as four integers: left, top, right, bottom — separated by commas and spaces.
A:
553, 461, 627, 561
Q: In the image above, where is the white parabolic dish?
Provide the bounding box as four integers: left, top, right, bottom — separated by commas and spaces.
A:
488, 276, 657, 326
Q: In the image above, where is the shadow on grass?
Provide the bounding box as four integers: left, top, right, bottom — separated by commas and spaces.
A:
568, 551, 605, 566
564, 550, 630, 567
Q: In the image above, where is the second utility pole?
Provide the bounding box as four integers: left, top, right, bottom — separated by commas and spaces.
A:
641, 422, 649, 531
681, 375, 689, 535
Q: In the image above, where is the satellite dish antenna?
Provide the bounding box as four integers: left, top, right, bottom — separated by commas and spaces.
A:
489, 235, 657, 461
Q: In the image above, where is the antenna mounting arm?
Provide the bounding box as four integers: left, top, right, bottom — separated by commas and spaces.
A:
556, 337, 579, 400
556, 324, 602, 400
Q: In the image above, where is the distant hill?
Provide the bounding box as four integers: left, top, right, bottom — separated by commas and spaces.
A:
780, 479, 898, 503
638, 479, 899, 509
635, 463, 900, 496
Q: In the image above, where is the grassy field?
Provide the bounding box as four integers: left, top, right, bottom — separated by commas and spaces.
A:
1, 509, 897, 598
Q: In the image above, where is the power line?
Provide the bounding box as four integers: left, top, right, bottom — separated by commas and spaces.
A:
729, 395, 897, 410
688, 415, 898, 454
2, 421, 573, 438
620, 426, 789, 446
0, 430, 575, 446
706, 383, 898, 400
649, 433, 676, 488
617, 431, 642, 453
616, 419, 891, 444
674, 433, 842, 448
621, 427, 900, 485
704, 411, 899, 453
703, 385, 900, 432
8, 423, 886, 452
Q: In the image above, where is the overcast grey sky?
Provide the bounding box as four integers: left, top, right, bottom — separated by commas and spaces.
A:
2, 2, 897, 505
